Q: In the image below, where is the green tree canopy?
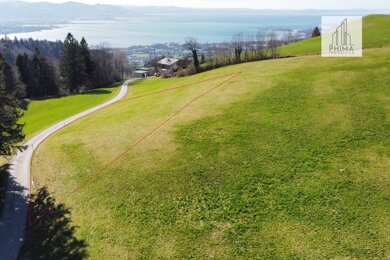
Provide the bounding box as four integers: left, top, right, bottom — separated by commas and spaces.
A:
16, 53, 35, 98
311, 26, 321, 38
80, 37, 95, 78
0, 55, 24, 157
32, 49, 58, 97
16, 50, 58, 98
60, 33, 86, 93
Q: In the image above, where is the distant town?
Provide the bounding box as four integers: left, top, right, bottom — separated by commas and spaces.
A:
126, 42, 191, 66
126, 28, 309, 67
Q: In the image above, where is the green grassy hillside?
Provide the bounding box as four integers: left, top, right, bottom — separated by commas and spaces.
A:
280, 14, 390, 56
0, 86, 119, 167
20, 86, 119, 139
32, 43, 390, 258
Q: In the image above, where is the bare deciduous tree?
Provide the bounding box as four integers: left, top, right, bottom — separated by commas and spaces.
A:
245, 34, 255, 61
232, 32, 244, 63
282, 31, 299, 45
267, 32, 280, 59
256, 30, 267, 59
113, 48, 130, 80
184, 37, 200, 73
91, 43, 115, 88
179, 29, 289, 76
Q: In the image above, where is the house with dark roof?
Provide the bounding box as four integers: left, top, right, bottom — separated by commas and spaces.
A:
157, 58, 180, 73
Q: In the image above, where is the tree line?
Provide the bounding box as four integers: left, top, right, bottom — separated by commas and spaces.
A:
183, 31, 285, 74
0, 33, 130, 99
0, 37, 62, 65
1, 52, 87, 254
1, 35, 134, 257
180, 27, 320, 75
0, 54, 24, 157
0, 33, 130, 158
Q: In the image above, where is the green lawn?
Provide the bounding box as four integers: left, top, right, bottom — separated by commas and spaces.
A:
280, 14, 390, 56
20, 86, 120, 140
31, 42, 390, 258
0, 85, 119, 167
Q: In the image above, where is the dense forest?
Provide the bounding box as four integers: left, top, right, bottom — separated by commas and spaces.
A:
0, 34, 129, 99
0, 37, 62, 65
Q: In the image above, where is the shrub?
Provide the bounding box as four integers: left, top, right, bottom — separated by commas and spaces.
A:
160, 71, 171, 78
176, 65, 196, 78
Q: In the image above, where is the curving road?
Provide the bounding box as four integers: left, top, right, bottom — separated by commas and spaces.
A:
0, 80, 133, 259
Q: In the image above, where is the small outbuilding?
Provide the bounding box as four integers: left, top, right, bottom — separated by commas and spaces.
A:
132, 67, 155, 78
132, 70, 148, 78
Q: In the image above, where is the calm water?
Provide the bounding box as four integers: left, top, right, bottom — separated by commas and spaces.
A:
5, 14, 322, 47
6, 10, 381, 47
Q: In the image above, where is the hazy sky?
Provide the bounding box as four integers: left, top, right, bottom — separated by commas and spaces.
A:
24, 0, 390, 9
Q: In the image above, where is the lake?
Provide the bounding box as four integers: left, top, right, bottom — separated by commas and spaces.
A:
3, 11, 377, 47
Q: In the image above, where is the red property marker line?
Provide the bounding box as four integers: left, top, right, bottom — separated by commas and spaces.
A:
28, 72, 241, 228
115, 72, 241, 104
27, 72, 240, 228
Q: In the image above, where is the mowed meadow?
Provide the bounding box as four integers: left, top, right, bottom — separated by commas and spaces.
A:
21, 85, 120, 139
31, 15, 390, 258
0, 86, 119, 167
280, 15, 390, 56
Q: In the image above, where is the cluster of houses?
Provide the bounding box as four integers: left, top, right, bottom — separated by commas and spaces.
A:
132, 57, 187, 79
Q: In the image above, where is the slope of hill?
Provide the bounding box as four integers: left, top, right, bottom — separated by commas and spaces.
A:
0, 85, 119, 178
20, 85, 119, 140
31, 35, 390, 258
280, 14, 390, 56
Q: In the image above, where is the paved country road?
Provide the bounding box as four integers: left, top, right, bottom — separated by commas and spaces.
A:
0, 80, 133, 259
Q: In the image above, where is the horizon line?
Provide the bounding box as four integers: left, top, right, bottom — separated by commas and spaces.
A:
12, 1, 390, 11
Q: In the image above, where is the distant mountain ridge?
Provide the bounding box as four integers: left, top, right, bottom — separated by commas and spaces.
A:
0, 1, 388, 37
0, 1, 130, 22
0, 1, 388, 24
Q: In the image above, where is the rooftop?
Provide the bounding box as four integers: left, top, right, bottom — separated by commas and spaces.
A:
157, 58, 179, 66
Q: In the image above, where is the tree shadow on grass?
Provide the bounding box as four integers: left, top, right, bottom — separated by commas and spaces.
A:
29, 87, 114, 101
80, 89, 112, 95
104, 81, 124, 88
19, 187, 88, 259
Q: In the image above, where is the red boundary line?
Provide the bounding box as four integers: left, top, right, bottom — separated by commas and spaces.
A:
116, 73, 242, 103
27, 84, 129, 228
28, 72, 241, 228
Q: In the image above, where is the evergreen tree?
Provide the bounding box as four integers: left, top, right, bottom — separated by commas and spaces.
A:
31, 49, 58, 97
31, 49, 44, 97
16, 53, 34, 98
80, 37, 95, 84
311, 27, 321, 38
60, 33, 85, 93
0, 56, 24, 156
16, 50, 59, 98
38, 57, 58, 96
0, 54, 16, 94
